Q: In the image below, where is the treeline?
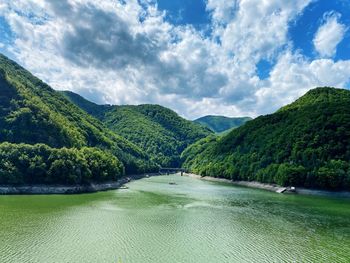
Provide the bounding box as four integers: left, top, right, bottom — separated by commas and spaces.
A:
182, 88, 350, 190
0, 143, 124, 185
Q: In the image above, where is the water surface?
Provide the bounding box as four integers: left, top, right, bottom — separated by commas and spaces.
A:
0, 175, 349, 262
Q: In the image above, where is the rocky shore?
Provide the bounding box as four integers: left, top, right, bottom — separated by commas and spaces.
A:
0, 173, 160, 195
184, 173, 350, 198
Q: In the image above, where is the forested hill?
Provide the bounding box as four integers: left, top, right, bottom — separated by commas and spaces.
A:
182, 87, 350, 190
59, 90, 111, 119
0, 53, 156, 185
62, 91, 212, 167
194, 115, 252, 133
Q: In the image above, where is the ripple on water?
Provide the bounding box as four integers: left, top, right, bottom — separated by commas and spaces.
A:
0, 175, 349, 263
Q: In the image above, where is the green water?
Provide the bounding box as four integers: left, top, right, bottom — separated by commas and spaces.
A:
0, 175, 349, 263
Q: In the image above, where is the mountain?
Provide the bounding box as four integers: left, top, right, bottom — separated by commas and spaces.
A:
59, 90, 111, 119
182, 87, 350, 190
61, 91, 212, 167
0, 53, 157, 185
194, 115, 252, 133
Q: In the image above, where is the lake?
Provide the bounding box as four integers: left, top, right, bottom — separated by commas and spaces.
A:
0, 175, 349, 262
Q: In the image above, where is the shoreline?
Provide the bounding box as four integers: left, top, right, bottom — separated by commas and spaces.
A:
1, 172, 349, 198
184, 173, 350, 198
0, 173, 161, 195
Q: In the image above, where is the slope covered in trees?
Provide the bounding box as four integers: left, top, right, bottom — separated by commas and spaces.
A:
62, 91, 212, 167
0, 143, 123, 185
0, 53, 156, 185
182, 88, 350, 190
194, 115, 252, 133
59, 90, 110, 119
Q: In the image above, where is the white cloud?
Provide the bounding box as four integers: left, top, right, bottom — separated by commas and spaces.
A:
206, 0, 237, 24
313, 12, 347, 57
210, 0, 312, 62
1, 0, 349, 120
255, 50, 350, 113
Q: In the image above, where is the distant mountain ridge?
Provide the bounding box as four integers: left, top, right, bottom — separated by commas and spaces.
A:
182, 87, 350, 190
61, 91, 212, 167
194, 115, 252, 133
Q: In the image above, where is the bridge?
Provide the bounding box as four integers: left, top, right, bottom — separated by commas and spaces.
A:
159, 168, 188, 176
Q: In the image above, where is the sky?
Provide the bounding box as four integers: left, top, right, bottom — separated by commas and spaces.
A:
0, 0, 349, 119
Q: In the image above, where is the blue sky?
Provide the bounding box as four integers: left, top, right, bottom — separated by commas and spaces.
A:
157, 0, 210, 27
159, 0, 350, 80
290, 0, 350, 60
0, 0, 349, 118
0, 16, 13, 55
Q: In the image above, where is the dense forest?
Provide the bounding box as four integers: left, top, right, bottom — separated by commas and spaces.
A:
194, 115, 252, 133
182, 88, 350, 190
62, 91, 211, 167
0, 143, 123, 185
0, 53, 157, 185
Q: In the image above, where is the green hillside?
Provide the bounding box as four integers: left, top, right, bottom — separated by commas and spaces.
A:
194, 115, 252, 133
0, 143, 124, 185
182, 87, 350, 190
59, 90, 111, 119
0, 53, 156, 185
62, 91, 212, 167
